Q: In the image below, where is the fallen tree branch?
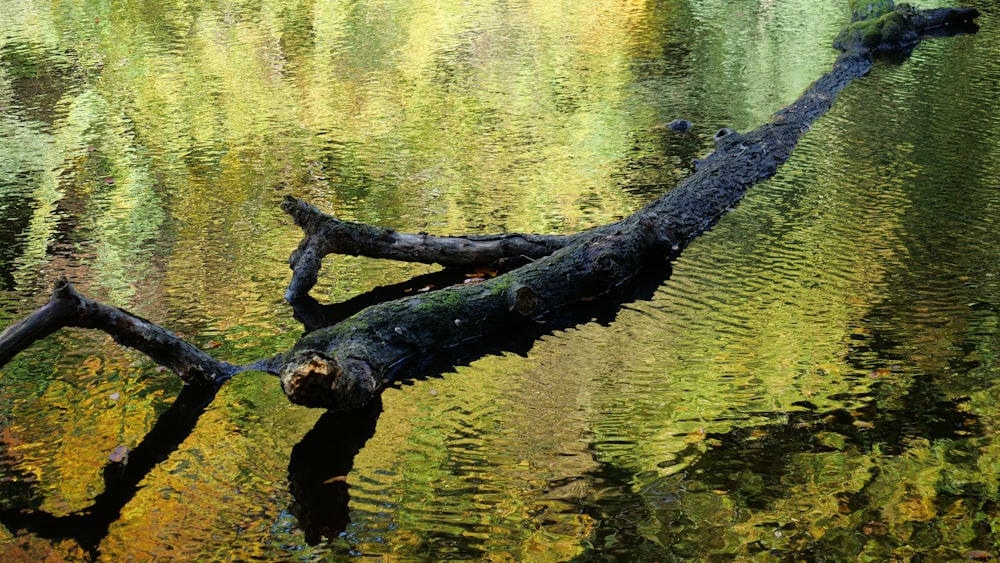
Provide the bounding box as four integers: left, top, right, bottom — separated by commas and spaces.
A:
280, 6, 979, 303
0, 3, 980, 552
281, 196, 589, 300
0, 3, 980, 413
0, 279, 241, 385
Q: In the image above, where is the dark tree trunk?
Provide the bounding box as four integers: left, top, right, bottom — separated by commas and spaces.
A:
0, 4, 981, 412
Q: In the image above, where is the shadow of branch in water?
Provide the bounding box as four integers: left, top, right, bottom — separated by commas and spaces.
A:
288, 397, 383, 545
0, 381, 221, 556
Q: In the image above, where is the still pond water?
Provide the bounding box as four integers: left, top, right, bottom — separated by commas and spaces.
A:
1, 0, 1000, 560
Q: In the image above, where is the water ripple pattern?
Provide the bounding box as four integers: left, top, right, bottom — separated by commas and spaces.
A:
1, 0, 999, 560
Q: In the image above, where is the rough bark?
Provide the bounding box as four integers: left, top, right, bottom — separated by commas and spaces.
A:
836, 3, 978, 53
0, 4, 980, 412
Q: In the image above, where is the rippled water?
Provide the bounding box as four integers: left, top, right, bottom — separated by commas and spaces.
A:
1, 0, 999, 560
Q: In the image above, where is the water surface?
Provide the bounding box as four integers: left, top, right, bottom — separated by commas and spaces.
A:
1, 0, 999, 560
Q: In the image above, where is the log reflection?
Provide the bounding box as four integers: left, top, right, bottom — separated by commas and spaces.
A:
287, 397, 382, 545
0, 381, 221, 556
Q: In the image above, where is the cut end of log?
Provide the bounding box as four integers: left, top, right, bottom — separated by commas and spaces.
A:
280, 350, 378, 411
280, 195, 307, 219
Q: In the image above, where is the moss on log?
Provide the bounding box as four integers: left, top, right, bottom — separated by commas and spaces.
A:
835, 2, 979, 54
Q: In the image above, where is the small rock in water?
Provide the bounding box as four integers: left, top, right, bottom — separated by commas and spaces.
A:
668, 119, 693, 132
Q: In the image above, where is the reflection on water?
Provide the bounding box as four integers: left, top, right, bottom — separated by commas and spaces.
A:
1, 0, 999, 560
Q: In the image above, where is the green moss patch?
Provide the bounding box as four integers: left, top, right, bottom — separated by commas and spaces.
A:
849, 0, 897, 22
835, 4, 919, 53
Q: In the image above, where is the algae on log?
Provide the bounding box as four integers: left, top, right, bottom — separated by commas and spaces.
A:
0, 5, 981, 412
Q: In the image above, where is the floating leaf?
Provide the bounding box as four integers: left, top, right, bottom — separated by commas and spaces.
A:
861, 520, 888, 536
109, 445, 129, 463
